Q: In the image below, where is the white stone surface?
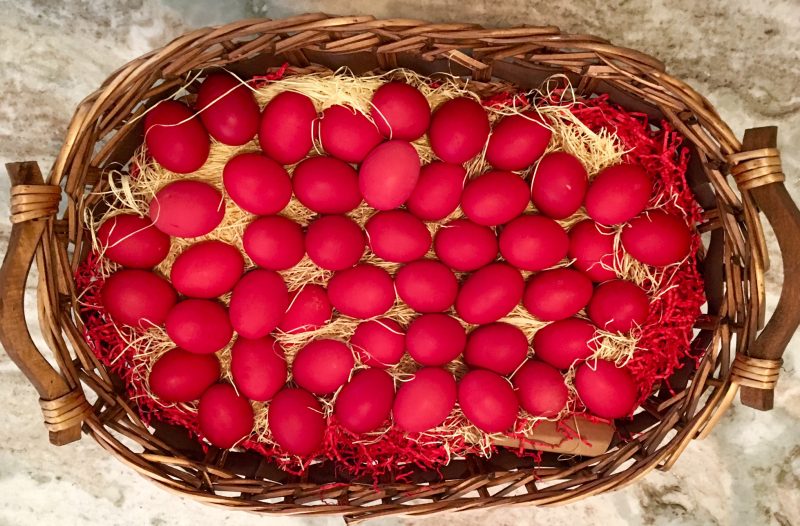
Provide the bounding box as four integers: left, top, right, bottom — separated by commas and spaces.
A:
0, 1, 798, 524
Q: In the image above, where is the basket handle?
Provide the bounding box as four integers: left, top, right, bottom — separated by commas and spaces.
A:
729, 127, 800, 410
0, 161, 88, 444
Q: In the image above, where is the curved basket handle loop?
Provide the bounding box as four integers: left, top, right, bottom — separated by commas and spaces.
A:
0, 161, 88, 444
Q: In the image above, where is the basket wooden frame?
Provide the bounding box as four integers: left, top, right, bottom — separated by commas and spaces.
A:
1, 14, 799, 522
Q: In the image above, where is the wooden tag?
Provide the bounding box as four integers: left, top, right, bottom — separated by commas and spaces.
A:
490, 415, 615, 457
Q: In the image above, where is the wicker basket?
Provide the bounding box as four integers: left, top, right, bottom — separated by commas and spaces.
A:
1, 14, 798, 522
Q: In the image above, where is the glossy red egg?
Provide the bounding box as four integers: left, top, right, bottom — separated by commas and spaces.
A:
588, 280, 650, 333
395, 259, 458, 312
144, 100, 210, 174
222, 152, 292, 215
499, 214, 569, 271
531, 151, 588, 219
96, 214, 170, 268
568, 220, 618, 282
228, 270, 289, 339
456, 263, 524, 324
433, 218, 498, 271
406, 313, 466, 366
243, 216, 304, 270
406, 162, 465, 221
305, 215, 365, 271
365, 210, 431, 263
461, 171, 530, 226
533, 317, 598, 369
278, 285, 332, 334
335, 368, 395, 433
319, 105, 382, 163
485, 113, 551, 171
165, 299, 233, 354
198, 383, 254, 448
513, 360, 568, 417
458, 370, 518, 433
230, 336, 286, 401
464, 322, 528, 375
585, 163, 652, 225
574, 360, 638, 419
621, 210, 692, 266
268, 388, 326, 456
196, 72, 260, 146
393, 367, 456, 432
350, 318, 405, 368
371, 81, 431, 140
149, 348, 220, 402
259, 91, 317, 165
359, 140, 421, 210
100, 269, 176, 327
292, 156, 361, 214
149, 180, 224, 238
327, 264, 395, 319
523, 268, 594, 321
170, 240, 244, 298
292, 339, 354, 395
428, 97, 489, 163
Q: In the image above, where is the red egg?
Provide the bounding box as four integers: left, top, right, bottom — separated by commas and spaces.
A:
568, 220, 618, 282
149, 180, 224, 238
456, 263, 524, 324
305, 215, 365, 271
531, 151, 588, 219
149, 348, 220, 402
230, 336, 286, 401
292, 339, 354, 395
365, 210, 431, 263
393, 367, 456, 432
292, 156, 361, 214
222, 152, 292, 215
196, 72, 260, 146
259, 91, 317, 165
268, 388, 326, 456
359, 140, 421, 210
198, 383, 254, 448
513, 360, 568, 417
588, 280, 650, 333
165, 299, 233, 354
242, 216, 304, 270
327, 264, 395, 319
461, 171, 530, 226
433, 218, 498, 271
621, 210, 692, 266
585, 163, 652, 225
406, 314, 466, 366
350, 318, 405, 368
96, 214, 170, 268
395, 259, 458, 312
533, 317, 598, 369
523, 268, 593, 321
144, 100, 210, 173
464, 322, 528, 375
406, 162, 465, 221
278, 285, 332, 334
371, 81, 430, 140
574, 360, 638, 419
100, 269, 176, 327
485, 113, 552, 171
319, 105, 382, 163
428, 97, 489, 163
334, 368, 395, 433
229, 270, 288, 339
458, 370, 518, 433
499, 214, 569, 271
170, 240, 244, 298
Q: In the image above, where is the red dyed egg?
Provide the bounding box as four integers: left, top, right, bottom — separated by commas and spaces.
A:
461, 171, 530, 226
513, 360, 568, 417
395, 259, 458, 312
327, 264, 395, 319
428, 97, 489, 163
96, 214, 170, 268
499, 214, 569, 271
243, 216, 304, 270
144, 100, 210, 174
292, 339, 354, 395
278, 285, 332, 334
165, 299, 233, 354
485, 113, 552, 171
585, 163, 652, 225
170, 240, 244, 298
149, 348, 220, 402
305, 215, 365, 271
196, 73, 260, 146
393, 367, 456, 432
359, 141, 421, 210
588, 280, 650, 333
406, 162, 465, 221
365, 210, 431, 263
531, 151, 588, 219
371, 81, 430, 140
621, 210, 692, 266
568, 220, 618, 282
464, 322, 528, 375
574, 360, 638, 419
222, 152, 292, 215
319, 105, 382, 163
149, 180, 224, 238
456, 263, 524, 324
458, 370, 518, 433
350, 318, 405, 368
198, 383, 254, 448
259, 92, 317, 165
292, 156, 361, 214
406, 313, 466, 366
334, 368, 395, 433
230, 336, 286, 401
268, 388, 326, 456
523, 268, 593, 321
433, 218, 498, 271
533, 317, 598, 369
100, 269, 176, 327
229, 270, 289, 339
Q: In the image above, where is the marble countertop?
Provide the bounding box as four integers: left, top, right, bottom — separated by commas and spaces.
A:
1, 1, 798, 524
